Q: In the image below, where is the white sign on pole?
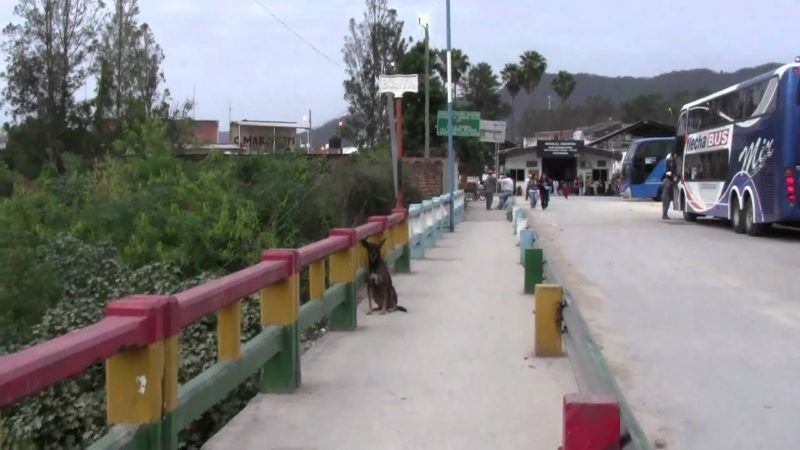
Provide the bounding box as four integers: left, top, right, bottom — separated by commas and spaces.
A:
479, 120, 507, 143
379, 74, 419, 96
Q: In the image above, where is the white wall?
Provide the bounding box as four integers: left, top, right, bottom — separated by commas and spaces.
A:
504, 150, 616, 181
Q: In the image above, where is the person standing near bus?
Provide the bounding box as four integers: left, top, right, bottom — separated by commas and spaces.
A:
661, 171, 675, 220
484, 170, 497, 210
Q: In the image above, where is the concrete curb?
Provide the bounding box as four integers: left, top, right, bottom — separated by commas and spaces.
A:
531, 221, 652, 450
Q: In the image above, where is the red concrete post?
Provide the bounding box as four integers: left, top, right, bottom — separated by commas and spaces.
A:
563, 393, 621, 450
395, 97, 404, 209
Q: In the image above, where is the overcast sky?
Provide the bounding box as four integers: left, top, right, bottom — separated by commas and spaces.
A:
1, 0, 799, 130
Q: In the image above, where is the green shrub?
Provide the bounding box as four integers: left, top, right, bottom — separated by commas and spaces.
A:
0, 119, 417, 447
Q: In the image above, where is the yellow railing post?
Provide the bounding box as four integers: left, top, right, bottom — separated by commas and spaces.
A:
392, 208, 411, 273
217, 301, 242, 361
309, 259, 326, 300
534, 284, 564, 357
329, 228, 358, 330
260, 250, 301, 393
104, 295, 179, 448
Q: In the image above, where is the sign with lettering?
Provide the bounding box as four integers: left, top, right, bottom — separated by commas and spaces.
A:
479, 120, 507, 143
536, 139, 584, 158
379, 74, 419, 96
437, 111, 481, 137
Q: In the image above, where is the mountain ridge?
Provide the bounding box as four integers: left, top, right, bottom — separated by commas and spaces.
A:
302, 62, 784, 146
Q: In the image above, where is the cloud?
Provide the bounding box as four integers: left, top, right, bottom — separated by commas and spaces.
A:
154, 0, 197, 16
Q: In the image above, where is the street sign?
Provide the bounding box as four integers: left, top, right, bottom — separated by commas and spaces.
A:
479, 120, 507, 143
379, 74, 419, 96
536, 139, 585, 158
436, 110, 481, 137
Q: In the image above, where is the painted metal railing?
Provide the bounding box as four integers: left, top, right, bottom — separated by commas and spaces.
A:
407, 190, 464, 259
0, 191, 466, 449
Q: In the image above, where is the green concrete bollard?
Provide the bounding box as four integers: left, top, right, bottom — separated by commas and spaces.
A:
524, 248, 544, 294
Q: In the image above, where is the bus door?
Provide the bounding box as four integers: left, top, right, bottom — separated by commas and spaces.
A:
673, 111, 688, 210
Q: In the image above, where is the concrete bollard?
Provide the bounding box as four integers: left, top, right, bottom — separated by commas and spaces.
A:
524, 248, 544, 294
534, 284, 563, 357
562, 393, 621, 450
515, 216, 527, 239
519, 229, 535, 265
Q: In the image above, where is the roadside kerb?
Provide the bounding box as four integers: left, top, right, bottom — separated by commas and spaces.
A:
531, 217, 652, 450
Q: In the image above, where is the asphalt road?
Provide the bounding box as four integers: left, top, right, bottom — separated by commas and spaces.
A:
530, 195, 800, 450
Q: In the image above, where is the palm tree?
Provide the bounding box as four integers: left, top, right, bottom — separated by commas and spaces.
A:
435, 48, 470, 100
552, 70, 577, 135
551, 70, 576, 105
519, 50, 548, 110
501, 63, 523, 139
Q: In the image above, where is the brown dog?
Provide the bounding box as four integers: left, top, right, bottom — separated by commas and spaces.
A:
361, 239, 407, 315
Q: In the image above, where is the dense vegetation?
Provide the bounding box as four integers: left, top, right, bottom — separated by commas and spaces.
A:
0, 117, 419, 447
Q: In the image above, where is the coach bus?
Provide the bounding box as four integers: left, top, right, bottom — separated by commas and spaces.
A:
620, 137, 676, 200
673, 59, 800, 236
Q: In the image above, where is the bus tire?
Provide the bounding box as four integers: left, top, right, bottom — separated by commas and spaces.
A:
744, 196, 769, 236
731, 196, 746, 234
681, 194, 698, 222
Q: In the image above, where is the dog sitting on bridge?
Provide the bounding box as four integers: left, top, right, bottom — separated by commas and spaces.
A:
361, 239, 407, 315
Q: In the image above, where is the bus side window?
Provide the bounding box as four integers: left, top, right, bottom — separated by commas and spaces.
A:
675, 111, 688, 155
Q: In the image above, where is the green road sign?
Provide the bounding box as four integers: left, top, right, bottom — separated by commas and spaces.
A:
436, 111, 481, 137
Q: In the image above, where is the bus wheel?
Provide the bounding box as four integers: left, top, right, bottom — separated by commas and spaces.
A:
744, 196, 770, 236
682, 194, 698, 222
732, 196, 745, 234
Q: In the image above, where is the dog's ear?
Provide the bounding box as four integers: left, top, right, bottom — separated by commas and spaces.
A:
360, 239, 369, 249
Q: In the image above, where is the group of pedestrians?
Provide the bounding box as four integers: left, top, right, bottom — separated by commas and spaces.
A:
480, 170, 515, 210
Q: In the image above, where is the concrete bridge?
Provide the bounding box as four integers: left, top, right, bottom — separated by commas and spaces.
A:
0, 192, 638, 450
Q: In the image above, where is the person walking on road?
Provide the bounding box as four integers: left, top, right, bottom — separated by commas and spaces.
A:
497, 174, 514, 210
484, 170, 497, 210
661, 171, 675, 220
562, 179, 571, 199
539, 176, 551, 210
527, 173, 538, 209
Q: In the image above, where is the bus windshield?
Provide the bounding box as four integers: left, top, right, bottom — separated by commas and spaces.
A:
621, 138, 675, 199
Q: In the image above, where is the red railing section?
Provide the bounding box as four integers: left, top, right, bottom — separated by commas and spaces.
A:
0, 209, 407, 409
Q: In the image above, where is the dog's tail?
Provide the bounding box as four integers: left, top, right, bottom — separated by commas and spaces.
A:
395, 305, 408, 313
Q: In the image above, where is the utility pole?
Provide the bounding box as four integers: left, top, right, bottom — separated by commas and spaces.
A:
308, 109, 312, 153
192, 84, 196, 120
420, 17, 431, 159
446, 0, 455, 232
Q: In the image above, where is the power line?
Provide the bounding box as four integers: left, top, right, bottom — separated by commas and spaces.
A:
252, 0, 343, 69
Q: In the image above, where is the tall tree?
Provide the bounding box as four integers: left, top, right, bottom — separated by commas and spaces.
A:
551, 70, 576, 133
96, 0, 165, 120
463, 62, 505, 120
551, 70, 576, 105
434, 48, 470, 99
501, 63, 522, 138
397, 41, 445, 155
2, 0, 105, 173
342, 0, 407, 148
519, 50, 547, 110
